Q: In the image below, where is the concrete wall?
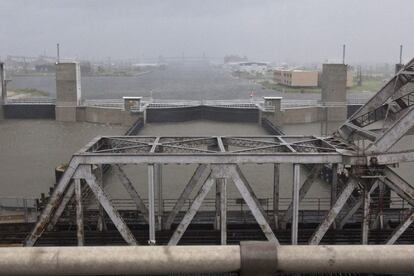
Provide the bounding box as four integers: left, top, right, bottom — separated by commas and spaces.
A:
75, 106, 141, 126
321, 64, 347, 103
282, 106, 321, 124
291, 71, 319, 87
147, 106, 258, 123
3, 104, 55, 119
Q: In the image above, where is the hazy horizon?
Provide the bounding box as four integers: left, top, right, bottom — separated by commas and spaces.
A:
1, 0, 413, 64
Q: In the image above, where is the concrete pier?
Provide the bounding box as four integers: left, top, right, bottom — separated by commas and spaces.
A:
320, 63, 347, 130
55, 62, 82, 122
0, 62, 5, 120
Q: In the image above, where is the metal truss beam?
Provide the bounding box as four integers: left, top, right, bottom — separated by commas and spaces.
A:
76, 153, 347, 165
280, 164, 323, 227
113, 165, 149, 222
148, 165, 156, 244
273, 164, 280, 229
386, 211, 414, 245
164, 164, 208, 230
169, 165, 278, 245
48, 184, 75, 230
168, 173, 215, 245
291, 164, 300, 245
383, 167, 414, 206
82, 166, 137, 245
361, 187, 370, 244
374, 150, 414, 164
338, 181, 378, 229
218, 178, 227, 245
74, 179, 84, 246
25, 157, 80, 246
367, 106, 414, 154
309, 177, 358, 245
230, 165, 278, 244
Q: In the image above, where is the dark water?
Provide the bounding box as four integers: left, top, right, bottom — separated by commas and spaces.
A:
8, 64, 373, 101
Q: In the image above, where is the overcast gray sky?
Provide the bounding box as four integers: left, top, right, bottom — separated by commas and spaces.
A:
1, 0, 413, 64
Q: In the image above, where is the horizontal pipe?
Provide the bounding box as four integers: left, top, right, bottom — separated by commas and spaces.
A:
277, 245, 414, 273
0, 246, 240, 275
0, 245, 414, 275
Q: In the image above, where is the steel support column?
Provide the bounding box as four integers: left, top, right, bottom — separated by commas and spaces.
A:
74, 179, 84, 246
362, 187, 370, 244
148, 164, 156, 244
273, 164, 280, 229
331, 164, 338, 207
281, 164, 322, 228
309, 177, 358, 245
96, 165, 107, 232
155, 164, 163, 230
215, 180, 221, 231
291, 164, 300, 245
217, 178, 227, 245
164, 164, 208, 230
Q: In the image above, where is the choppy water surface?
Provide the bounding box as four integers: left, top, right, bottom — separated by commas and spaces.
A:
9, 64, 373, 101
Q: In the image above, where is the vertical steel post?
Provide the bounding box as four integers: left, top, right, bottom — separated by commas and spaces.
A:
96, 165, 106, 232
148, 164, 156, 244
218, 178, 227, 245
362, 187, 370, 244
331, 164, 338, 229
0, 62, 5, 103
155, 164, 163, 230
74, 179, 84, 246
378, 182, 385, 230
273, 164, 280, 230
292, 164, 300, 245
215, 180, 221, 230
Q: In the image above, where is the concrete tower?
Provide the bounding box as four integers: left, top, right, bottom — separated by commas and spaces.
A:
320, 63, 348, 135
55, 62, 82, 122
0, 62, 5, 120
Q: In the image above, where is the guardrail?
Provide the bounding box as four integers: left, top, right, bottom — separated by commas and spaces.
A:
3, 97, 368, 109
5, 97, 55, 104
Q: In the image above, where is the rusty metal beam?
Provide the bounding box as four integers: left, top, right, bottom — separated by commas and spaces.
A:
309, 177, 358, 245
48, 183, 75, 231
74, 179, 84, 246
82, 166, 137, 245
24, 157, 80, 246
273, 164, 280, 229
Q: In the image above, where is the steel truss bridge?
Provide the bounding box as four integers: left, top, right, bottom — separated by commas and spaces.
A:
23, 58, 414, 248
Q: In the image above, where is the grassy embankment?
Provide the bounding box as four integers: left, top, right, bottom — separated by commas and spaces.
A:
7, 88, 49, 98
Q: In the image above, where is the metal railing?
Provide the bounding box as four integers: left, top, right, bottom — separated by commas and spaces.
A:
0, 197, 38, 223
5, 97, 55, 104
